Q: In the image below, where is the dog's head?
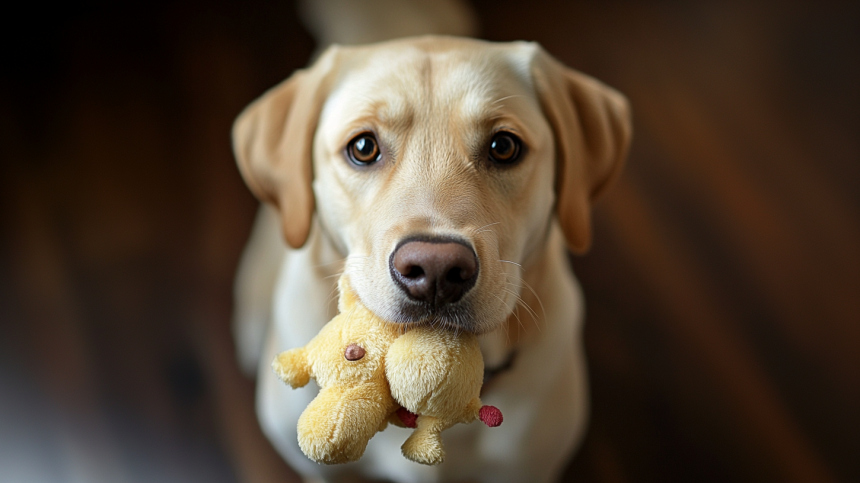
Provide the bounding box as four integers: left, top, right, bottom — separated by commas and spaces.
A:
233, 37, 630, 333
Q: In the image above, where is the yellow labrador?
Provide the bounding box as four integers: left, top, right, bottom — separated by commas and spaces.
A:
232, 36, 631, 483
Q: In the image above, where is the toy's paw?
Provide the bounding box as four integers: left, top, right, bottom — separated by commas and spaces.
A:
272, 349, 310, 388
298, 387, 393, 465
401, 418, 445, 465
402, 432, 444, 465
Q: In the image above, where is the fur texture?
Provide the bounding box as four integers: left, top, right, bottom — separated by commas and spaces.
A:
233, 36, 631, 483
273, 276, 496, 466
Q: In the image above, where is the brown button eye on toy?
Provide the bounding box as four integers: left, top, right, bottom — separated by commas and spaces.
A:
344, 343, 366, 361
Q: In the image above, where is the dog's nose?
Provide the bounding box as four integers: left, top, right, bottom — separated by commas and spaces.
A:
390, 239, 478, 306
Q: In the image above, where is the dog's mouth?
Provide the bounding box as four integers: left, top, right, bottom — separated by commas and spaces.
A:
386, 299, 482, 333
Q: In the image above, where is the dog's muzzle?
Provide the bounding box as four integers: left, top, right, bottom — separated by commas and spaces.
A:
388, 236, 479, 326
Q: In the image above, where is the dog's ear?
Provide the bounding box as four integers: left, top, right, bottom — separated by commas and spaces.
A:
532, 47, 632, 254
232, 48, 340, 249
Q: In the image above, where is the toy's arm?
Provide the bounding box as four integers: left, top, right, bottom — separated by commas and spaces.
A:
272, 348, 311, 388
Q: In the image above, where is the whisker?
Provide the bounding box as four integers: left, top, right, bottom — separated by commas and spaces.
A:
491, 94, 523, 105
472, 222, 501, 239
475, 221, 501, 232
323, 271, 346, 281
312, 254, 357, 270
500, 277, 542, 333
324, 272, 347, 309
502, 286, 539, 325
501, 311, 511, 347
498, 259, 523, 271
519, 278, 547, 322
493, 292, 525, 333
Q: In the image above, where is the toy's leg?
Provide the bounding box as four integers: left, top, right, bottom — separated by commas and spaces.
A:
401, 415, 450, 465
298, 386, 395, 464
272, 348, 310, 388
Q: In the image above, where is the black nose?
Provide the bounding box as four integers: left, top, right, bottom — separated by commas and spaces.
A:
390, 238, 479, 306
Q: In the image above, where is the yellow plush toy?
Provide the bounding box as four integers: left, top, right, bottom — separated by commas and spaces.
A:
272, 276, 502, 466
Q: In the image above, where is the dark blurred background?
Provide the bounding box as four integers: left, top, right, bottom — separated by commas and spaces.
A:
1, 1, 858, 482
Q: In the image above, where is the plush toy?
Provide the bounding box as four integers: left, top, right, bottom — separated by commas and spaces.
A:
271, 278, 400, 465
386, 324, 504, 465
272, 276, 502, 466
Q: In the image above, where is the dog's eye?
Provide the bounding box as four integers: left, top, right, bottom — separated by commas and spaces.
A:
488, 132, 522, 165
347, 133, 381, 166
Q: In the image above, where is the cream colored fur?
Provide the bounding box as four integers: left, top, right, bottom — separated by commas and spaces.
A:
387, 326, 486, 466
232, 33, 630, 483
271, 277, 401, 465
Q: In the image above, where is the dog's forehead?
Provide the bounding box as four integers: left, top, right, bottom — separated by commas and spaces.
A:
323, 40, 539, 129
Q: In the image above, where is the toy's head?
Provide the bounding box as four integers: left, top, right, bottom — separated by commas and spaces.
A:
289, 276, 402, 464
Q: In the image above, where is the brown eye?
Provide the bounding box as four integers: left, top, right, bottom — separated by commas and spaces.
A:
489, 132, 522, 164
347, 133, 381, 165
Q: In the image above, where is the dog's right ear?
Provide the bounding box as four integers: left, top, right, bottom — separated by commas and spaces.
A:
232, 48, 340, 249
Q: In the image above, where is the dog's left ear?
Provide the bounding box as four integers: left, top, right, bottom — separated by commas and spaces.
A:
232, 47, 340, 249
532, 47, 632, 254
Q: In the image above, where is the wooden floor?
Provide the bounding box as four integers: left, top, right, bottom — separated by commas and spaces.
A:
1, 1, 857, 482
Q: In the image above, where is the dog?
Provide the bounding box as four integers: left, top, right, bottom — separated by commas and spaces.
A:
232, 36, 631, 483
